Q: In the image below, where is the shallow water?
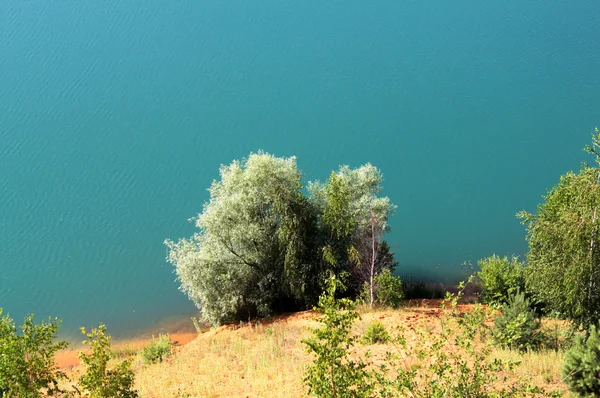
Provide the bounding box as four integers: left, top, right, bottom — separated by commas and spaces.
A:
2, 1, 600, 338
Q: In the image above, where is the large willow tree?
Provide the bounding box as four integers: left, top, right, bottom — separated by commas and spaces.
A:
165, 153, 321, 326
518, 128, 600, 328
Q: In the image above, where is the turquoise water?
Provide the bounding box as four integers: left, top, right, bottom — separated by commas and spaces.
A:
2, 1, 599, 338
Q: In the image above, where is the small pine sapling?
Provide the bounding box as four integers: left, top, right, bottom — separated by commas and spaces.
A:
493, 290, 542, 351
562, 323, 600, 397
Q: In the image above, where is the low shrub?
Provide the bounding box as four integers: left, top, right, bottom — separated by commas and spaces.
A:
303, 278, 561, 397
302, 274, 375, 398
476, 255, 526, 307
374, 269, 403, 308
361, 321, 390, 344
562, 323, 600, 397
78, 324, 138, 398
140, 334, 172, 365
0, 309, 68, 397
493, 290, 542, 351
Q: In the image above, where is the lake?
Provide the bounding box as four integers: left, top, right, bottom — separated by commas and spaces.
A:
2, 0, 599, 338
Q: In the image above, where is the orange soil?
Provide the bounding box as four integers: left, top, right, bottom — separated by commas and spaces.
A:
55, 332, 198, 369
122, 300, 566, 396
55, 299, 479, 369
55, 314, 203, 369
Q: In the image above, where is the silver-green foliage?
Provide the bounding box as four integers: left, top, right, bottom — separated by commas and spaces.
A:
562, 323, 600, 397
166, 153, 396, 326
166, 152, 322, 326
0, 309, 68, 397
518, 128, 600, 329
309, 164, 395, 240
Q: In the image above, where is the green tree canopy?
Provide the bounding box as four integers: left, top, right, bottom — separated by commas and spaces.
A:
518, 128, 600, 328
0, 309, 68, 397
166, 154, 396, 326
309, 164, 397, 298
310, 164, 395, 239
166, 152, 322, 326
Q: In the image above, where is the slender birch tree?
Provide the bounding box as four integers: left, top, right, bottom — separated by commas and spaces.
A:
518, 128, 600, 328
309, 164, 397, 305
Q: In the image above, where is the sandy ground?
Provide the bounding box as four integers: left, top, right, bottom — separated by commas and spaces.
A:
58, 299, 568, 397
55, 314, 203, 369
55, 332, 198, 369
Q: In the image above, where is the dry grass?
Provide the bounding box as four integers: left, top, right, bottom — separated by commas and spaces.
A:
133, 313, 316, 398
492, 348, 567, 392
62, 303, 571, 397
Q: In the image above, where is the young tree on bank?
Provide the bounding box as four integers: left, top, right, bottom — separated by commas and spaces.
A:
309, 165, 397, 306
518, 128, 600, 329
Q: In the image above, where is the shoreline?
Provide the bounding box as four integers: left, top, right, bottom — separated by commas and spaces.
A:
55, 313, 205, 369
55, 332, 199, 369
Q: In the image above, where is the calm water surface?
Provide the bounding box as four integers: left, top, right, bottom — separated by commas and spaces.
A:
2, 1, 600, 338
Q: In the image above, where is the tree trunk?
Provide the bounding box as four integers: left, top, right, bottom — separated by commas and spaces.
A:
370, 211, 376, 307
589, 203, 598, 326
330, 365, 337, 398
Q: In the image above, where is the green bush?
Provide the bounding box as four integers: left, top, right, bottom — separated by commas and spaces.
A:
476, 255, 526, 307
140, 334, 172, 365
374, 269, 403, 308
562, 323, 600, 397
302, 274, 375, 398
303, 278, 560, 397
493, 290, 542, 351
78, 324, 138, 398
361, 321, 390, 344
0, 309, 68, 397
